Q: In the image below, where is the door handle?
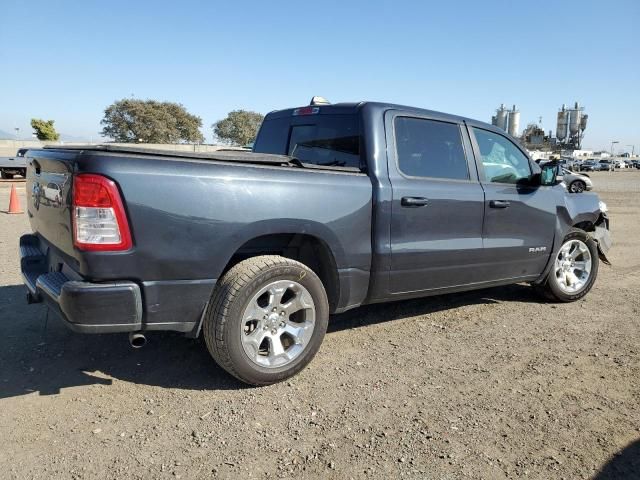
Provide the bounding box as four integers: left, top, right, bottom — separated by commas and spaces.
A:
401, 197, 429, 207
489, 200, 511, 209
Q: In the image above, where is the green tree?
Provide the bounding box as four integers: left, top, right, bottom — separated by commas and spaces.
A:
213, 110, 264, 146
31, 119, 60, 141
100, 99, 204, 143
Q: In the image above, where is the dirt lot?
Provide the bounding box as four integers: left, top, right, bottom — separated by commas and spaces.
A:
0, 172, 638, 479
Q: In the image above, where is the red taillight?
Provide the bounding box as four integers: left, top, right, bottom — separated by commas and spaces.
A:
292, 106, 320, 116
72, 174, 132, 251
74, 177, 113, 207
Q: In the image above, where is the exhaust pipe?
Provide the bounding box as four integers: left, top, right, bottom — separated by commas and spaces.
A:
129, 332, 147, 349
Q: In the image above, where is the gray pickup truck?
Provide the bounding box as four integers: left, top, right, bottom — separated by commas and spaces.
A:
1, 148, 28, 178
20, 100, 611, 385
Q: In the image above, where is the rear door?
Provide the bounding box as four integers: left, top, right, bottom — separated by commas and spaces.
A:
468, 126, 556, 281
385, 111, 485, 294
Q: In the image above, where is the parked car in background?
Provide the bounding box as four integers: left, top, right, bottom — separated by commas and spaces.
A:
614, 160, 627, 169
538, 162, 593, 193
580, 160, 597, 172
562, 168, 593, 193
566, 159, 581, 171
597, 160, 614, 171
0, 148, 28, 179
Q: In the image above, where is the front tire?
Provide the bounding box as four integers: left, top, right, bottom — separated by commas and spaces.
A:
569, 180, 586, 193
203, 255, 329, 386
537, 228, 599, 302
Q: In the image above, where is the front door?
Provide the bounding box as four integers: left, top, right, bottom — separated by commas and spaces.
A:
469, 125, 556, 281
386, 111, 486, 294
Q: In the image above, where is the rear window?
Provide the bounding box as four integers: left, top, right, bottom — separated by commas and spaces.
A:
253, 114, 361, 169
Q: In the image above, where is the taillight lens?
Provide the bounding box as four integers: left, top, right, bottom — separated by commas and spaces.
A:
292, 106, 320, 116
72, 174, 132, 251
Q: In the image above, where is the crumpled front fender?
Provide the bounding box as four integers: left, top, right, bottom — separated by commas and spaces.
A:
591, 214, 612, 265
534, 194, 612, 284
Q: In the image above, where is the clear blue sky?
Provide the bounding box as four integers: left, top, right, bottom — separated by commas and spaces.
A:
1, 0, 638, 151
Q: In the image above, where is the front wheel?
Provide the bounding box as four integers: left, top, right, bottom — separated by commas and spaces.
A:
203, 255, 329, 385
569, 180, 586, 193
537, 229, 599, 302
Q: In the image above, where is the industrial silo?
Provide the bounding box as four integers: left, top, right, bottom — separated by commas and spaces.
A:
507, 105, 520, 137
556, 104, 568, 142
569, 101, 581, 137
580, 113, 588, 132
495, 104, 508, 131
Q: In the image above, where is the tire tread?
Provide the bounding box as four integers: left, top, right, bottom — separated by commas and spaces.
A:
203, 255, 322, 385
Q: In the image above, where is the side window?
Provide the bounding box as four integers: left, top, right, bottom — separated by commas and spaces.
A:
394, 117, 469, 180
472, 128, 532, 184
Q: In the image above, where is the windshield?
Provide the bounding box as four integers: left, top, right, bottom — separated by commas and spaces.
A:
253, 114, 361, 169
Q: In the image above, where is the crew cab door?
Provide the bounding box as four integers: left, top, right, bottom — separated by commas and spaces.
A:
385, 111, 485, 294
468, 125, 556, 280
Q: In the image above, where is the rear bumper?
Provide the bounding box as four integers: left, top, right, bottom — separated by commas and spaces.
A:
21, 234, 142, 333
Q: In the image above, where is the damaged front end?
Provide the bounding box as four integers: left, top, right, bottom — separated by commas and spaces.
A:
591, 208, 612, 265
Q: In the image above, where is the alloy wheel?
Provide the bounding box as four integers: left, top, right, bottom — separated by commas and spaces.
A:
554, 239, 592, 293
240, 280, 316, 368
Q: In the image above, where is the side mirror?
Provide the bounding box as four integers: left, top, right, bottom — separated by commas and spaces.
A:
540, 163, 560, 186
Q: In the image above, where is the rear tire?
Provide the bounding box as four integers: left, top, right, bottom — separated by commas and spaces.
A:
536, 228, 599, 302
203, 255, 329, 386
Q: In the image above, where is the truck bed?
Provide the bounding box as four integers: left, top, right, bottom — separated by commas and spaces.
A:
43, 144, 294, 165
23, 147, 373, 333
41, 144, 362, 171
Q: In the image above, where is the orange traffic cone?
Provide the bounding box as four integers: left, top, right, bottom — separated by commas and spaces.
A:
7, 184, 23, 214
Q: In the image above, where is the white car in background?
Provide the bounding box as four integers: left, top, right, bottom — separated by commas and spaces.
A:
537, 161, 593, 193
614, 160, 627, 169
561, 167, 593, 193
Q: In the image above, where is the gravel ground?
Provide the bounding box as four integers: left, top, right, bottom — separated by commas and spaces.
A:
0, 172, 638, 479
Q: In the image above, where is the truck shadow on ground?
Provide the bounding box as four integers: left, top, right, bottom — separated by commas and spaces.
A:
593, 439, 640, 479
0, 283, 542, 399
329, 282, 542, 333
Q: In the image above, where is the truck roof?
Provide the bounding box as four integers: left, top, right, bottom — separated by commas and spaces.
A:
266, 101, 498, 132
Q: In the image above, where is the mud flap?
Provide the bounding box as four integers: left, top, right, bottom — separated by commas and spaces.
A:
592, 226, 612, 265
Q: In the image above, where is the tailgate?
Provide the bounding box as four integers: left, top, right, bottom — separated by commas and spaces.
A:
26, 149, 77, 258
